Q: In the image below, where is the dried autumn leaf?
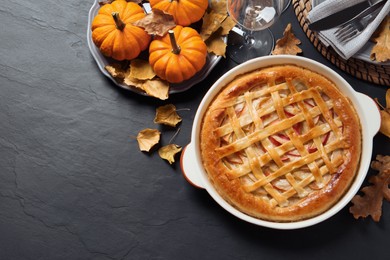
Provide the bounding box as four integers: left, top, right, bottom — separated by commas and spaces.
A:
105, 63, 128, 80
380, 110, 390, 138
206, 28, 227, 57
376, 89, 390, 138
98, 0, 114, 6
349, 155, 390, 222
154, 104, 182, 127
123, 70, 169, 100
128, 0, 143, 4
141, 78, 169, 100
370, 16, 390, 62
133, 9, 176, 37
158, 144, 182, 164
100, 0, 143, 6
130, 59, 156, 80
123, 72, 145, 90
210, 0, 227, 14
137, 128, 161, 152
221, 16, 237, 35
200, 11, 227, 41
272, 23, 302, 56
387, 87, 390, 105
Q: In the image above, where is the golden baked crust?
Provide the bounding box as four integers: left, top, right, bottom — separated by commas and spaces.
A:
200, 65, 361, 222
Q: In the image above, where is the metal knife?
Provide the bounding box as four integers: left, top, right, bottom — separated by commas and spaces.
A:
308, 0, 385, 31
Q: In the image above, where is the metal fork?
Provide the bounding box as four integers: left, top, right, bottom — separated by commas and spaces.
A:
334, 0, 386, 44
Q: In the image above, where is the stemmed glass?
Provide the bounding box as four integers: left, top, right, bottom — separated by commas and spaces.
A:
283, 0, 291, 12
227, 0, 283, 63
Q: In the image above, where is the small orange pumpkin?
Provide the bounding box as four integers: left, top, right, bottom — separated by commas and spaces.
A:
149, 26, 208, 83
91, 1, 151, 61
149, 0, 208, 26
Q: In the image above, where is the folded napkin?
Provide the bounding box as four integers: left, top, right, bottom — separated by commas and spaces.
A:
307, 0, 390, 60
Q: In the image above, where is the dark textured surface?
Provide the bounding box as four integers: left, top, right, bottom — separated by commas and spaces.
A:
0, 1, 389, 259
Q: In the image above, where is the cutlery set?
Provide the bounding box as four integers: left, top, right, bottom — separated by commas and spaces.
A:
334, 1, 386, 43
309, 0, 388, 44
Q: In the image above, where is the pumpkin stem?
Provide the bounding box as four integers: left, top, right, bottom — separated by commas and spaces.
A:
168, 30, 181, 55
112, 12, 126, 31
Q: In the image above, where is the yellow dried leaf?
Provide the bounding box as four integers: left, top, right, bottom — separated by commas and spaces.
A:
200, 11, 227, 41
206, 29, 227, 57
133, 9, 176, 37
137, 128, 161, 152
272, 23, 302, 56
210, 0, 227, 14
105, 63, 128, 80
376, 89, 390, 138
154, 104, 182, 127
123, 72, 144, 90
141, 79, 169, 100
129, 59, 156, 80
370, 16, 390, 63
221, 16, 237, 35
379, 110, 390, 138
158, 144, 182, 164
123, 69, 169, 100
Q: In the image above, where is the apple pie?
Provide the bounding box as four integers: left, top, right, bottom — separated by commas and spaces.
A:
200, 65, 361, 222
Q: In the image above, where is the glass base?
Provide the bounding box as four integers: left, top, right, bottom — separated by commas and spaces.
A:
227, 28, 275, 64
283, 0, 291, 12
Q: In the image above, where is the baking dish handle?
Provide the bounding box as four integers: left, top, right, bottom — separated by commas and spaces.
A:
180, 143, 205, 189
355, 92, 381, 138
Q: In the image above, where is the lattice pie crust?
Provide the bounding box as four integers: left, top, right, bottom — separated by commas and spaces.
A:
200, 65, 361, 222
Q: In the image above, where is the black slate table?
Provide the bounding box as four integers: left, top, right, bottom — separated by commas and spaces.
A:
1, 1, 389, 259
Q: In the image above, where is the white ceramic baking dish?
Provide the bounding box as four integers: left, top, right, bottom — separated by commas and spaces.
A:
180, 55, 381, 229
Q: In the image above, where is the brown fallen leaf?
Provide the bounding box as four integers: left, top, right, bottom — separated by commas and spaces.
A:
375, 88, 390, 138
387, 88, 390, 106
370, 16, 390, 63
98, 0, 114, 6
349, 155, 390, 222
105, 61, 169, 100
123, 72, 169, 100
380, 110, 390, 138
133, 9, 176, 37
105, 62, 146, 90
100, 0, 143, 6
105, 63, 128, 80
210, 0, 227, 14
154, 104, 182, 127
158, 144, 182, 164
137, 128, 161, 152
141, 79, 169, 100
206, 28, 227, 57
272, 23, 302, 56
200, 11, 227, 41
220, 16, 237, 35
129, 59, 156, 80
200, 9, 234, 57
128, 0, 143, 4
123, 71, 143, 88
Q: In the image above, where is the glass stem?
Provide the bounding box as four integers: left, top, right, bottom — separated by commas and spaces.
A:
243, 30, 263, 49
244, 31, 255, 46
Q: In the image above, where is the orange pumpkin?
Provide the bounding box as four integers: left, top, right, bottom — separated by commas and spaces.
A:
91, 1, 151, 61
149, 26, 208, 83
149, 0, 208, 26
